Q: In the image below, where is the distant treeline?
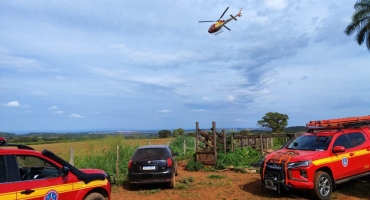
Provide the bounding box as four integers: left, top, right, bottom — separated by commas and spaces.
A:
0, 126, 308, 145
0, 131, 158, 145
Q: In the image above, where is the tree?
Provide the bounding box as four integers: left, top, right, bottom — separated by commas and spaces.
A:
344, 0, 370, 51
257, 112, 289, 133
173, 128, 184, 138
187, 132, 196, 137
239, 130, 252, 135
158, 130, 171, 138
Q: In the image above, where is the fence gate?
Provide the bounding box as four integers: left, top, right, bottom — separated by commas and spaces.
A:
195, 122, 217, 165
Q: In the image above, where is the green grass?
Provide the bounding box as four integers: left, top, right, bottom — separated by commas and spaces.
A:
136, 188, 161, 195
207, 174, 226, 179
73, 136, 139, 185
175, 176, 195, 190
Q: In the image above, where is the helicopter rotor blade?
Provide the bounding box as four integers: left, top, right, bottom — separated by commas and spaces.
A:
219, 7, 229, 20
224, 25, 231, 31
199, 21, 216, 23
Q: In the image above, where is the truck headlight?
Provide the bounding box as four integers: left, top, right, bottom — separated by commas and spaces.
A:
287, 160, 311, 169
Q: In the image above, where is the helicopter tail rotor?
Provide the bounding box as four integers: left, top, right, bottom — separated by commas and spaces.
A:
236, 8, 242, 17
230, 8, 243, 21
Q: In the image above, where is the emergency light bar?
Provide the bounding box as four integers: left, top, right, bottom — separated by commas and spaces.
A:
306, 115, 370, 128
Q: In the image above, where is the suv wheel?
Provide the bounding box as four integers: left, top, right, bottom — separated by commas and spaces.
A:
311, 171, 332, 200
84, 192, 105, 200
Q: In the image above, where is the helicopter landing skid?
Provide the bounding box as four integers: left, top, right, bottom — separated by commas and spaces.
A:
213, 29, 223, 35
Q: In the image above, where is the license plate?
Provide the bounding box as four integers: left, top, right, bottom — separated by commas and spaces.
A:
265, 180, 277, 190
143, 166, 156, 170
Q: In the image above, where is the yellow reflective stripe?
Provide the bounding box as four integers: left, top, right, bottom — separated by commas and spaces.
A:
312, 157, 332, 166
0, 192, 16, 200
16, 179, 107, 199
312, 149, 370, 166
17, 183, 73, 200
73, 179, 108, 190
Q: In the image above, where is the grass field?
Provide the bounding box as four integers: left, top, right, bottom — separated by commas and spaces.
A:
30, 136, 173, 159
28, 136, 174, 184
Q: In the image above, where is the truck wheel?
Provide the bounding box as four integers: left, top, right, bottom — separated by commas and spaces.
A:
311, 171, 332, 200
84, 192, 105, 200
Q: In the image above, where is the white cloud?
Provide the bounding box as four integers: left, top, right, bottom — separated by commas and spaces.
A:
4, 101, 20, 107
55, 76, 65, 80
193, 109, 206, 112
158, 109, 172, 113
264, 0, 288, 10
69, 114, 84, 118
48, 106, 58, 110
227, 95, 235, 102
54, 111, 63, 114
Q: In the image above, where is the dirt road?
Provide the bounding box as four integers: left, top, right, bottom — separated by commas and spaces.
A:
111, 161, 369, 200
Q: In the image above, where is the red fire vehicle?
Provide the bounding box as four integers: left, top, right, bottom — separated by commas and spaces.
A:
260, 115, 370, 200
0, 137, 115, 200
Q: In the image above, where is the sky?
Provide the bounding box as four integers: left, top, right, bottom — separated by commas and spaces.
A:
0, 0, 369, 133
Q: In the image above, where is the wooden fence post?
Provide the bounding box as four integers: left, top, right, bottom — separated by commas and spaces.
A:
69, 148, 74, 166
212, 121, 217, 163
222, 129, 225, 154
183, 140, 186, 154
231, 133, 234, 152
195, 122, 199, 151
260, 134, 264, 154
116, 145, 119, 176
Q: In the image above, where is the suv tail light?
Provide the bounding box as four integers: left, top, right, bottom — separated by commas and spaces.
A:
128, 160, 133, 169
167, 158, 172, 167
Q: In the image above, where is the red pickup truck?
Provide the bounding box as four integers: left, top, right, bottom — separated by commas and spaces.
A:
0, 137, 115, 200
260, 115, 370, 200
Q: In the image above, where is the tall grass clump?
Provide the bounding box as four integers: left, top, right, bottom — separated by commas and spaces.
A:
169, 136, 196, 161
74, 136, 139, 185
215, 147, 262, 170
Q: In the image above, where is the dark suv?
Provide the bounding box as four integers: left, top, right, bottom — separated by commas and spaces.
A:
127, 145, 178, 189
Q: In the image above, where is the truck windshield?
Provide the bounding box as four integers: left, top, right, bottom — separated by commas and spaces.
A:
287, 135, 332, 151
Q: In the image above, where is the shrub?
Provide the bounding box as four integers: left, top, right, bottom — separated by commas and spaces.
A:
169, 136, 195, 160
215, 147, 261, 170
186, 159, 204, 171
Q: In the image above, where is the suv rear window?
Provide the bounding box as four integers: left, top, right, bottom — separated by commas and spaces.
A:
132, 148, 168, 160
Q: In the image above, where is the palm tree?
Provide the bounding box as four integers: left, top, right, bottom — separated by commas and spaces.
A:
344, 0, 370, 51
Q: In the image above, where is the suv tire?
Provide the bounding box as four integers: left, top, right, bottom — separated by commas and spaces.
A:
311, 171, 332, 200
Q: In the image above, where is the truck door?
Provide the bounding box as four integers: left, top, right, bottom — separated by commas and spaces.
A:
11, 155, 72, 200
346, 132, 369, 173
331, 134, 357, 179
0, 155, 17, 199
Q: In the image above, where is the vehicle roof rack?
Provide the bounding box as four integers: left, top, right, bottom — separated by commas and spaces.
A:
306, 115, 370, 129
0, 137, 34, 150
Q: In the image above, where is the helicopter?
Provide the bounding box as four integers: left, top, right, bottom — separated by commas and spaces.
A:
199, 7, 242, 34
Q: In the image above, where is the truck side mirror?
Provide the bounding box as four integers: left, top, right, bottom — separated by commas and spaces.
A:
61, 166, 69, 176
332, 146, 345, 153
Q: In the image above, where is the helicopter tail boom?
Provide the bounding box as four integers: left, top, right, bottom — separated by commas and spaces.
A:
230, 8, 242, 21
